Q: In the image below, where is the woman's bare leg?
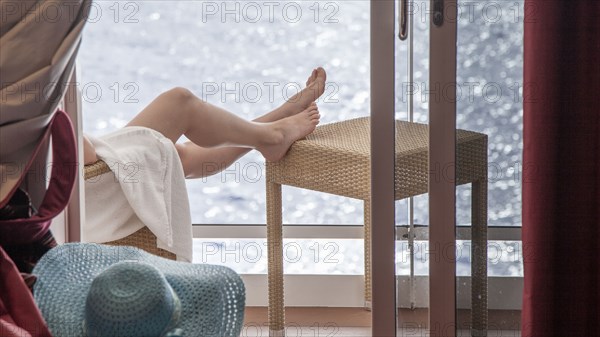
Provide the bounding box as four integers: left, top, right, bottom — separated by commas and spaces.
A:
175, 105, 303, 179
126, 68, 326, 176
176, 68, 326, 178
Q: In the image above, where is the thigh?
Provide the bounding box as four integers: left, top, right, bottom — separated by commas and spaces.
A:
126, 88, 191, 143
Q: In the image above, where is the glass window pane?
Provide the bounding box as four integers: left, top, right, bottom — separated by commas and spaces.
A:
456, 0, 524, 227
80, 1, 371, 225
193, 238, 523, 276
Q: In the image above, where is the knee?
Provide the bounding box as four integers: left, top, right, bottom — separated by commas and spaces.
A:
163, 87, 197, 105
160, 87, 203, 122
161, 87, 203, 110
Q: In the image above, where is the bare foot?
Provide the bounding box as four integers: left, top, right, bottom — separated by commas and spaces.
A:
288, 67, 326, 112
258, 103, 321, 161
260, 67, 327, 122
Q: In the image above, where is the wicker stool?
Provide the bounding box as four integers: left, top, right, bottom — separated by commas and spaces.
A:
84, 160, 176, 260
266, 117, 488, 335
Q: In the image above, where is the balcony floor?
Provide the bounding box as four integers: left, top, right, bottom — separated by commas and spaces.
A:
242, 327, 521, 337
243, 307, 522, 336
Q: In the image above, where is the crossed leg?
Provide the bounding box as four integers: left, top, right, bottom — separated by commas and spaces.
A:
126, 68, 327, 178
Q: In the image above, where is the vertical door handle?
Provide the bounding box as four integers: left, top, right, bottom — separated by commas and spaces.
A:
398, 0, 408, 40
433, 0, 444, 26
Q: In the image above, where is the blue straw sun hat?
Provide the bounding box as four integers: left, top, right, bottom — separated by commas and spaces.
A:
84, 261, 182, 337
32, 243, 245, 337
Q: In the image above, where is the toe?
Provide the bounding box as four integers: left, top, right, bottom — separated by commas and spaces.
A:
306, 69, 317, 86
306, 103, 318, 112
316, 67, 326, 82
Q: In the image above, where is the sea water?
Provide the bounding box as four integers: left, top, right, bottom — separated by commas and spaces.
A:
80, 0, 523, 275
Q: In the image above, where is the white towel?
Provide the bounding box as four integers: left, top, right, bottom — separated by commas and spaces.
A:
83, 126, 193, 262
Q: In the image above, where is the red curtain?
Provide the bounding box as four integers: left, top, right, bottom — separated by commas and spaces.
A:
522, 1, 600, 335
0, 247, 52, 337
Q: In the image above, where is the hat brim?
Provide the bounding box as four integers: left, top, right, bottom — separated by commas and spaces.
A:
33, 243, 245, 337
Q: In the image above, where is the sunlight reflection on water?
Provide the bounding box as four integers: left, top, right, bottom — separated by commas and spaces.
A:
80, 0, 524, 275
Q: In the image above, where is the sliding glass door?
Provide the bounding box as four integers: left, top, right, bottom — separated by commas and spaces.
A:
428, 0, 459, 334
370, 0, 460, 335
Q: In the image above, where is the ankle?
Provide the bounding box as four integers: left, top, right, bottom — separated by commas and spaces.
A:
261, 123, 285, 146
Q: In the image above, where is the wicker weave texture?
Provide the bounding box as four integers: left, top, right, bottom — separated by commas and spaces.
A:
84, 160, 111, 180
266, 182, 285, 332
84, 161, 176, 261
268, 118, 486, 199
103, 226, 177, 260
266, 117, 488, 335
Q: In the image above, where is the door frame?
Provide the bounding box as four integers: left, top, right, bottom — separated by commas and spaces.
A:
428, 0, 458, 335
370, 0, 459, 335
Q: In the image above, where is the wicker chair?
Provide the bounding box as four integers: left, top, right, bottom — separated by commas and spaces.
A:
266, 117, 488, 336
84, 160, 176, 260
